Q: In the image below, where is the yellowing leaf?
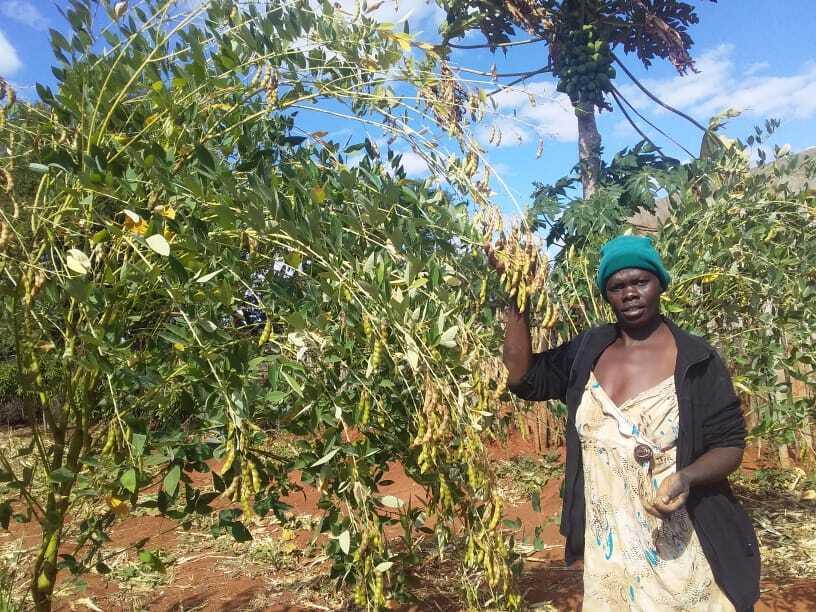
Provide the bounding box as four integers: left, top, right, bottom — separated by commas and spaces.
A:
146, 233, 170, 256
286, 251, 303, 268
121, 209, 148, 235
311, 131, 328, 139
66, 248, 91, 275
106, 496, 129, 519
391, 32, 411, 51
310, 185, 326, 204
154, 205, 176, 219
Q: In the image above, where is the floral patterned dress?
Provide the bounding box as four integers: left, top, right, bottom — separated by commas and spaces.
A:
576, 372, 735, 611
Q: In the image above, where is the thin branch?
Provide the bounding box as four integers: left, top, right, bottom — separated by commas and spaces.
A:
446, 37, 547, 50
486, 67, 550, 97
456, 65, 550, 79
611, 52, 707, 132
608, 87, 666, 157
610, 85, 694, 157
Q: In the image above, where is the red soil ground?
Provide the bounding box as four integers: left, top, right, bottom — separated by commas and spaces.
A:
2, 434, 812, 611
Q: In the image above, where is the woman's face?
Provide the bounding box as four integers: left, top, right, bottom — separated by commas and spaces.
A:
605, 268, 662, 328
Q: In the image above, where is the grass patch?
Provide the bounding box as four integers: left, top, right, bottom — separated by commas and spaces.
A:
494, 453, 563, 505
0, 540, 28, 612
732, 466, 816, 582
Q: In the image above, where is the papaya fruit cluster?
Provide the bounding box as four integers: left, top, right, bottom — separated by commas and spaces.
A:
555, 24, 615, 110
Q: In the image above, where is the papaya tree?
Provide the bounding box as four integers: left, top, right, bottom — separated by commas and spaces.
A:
0, 0, 564, 609
438, 0, 714, 197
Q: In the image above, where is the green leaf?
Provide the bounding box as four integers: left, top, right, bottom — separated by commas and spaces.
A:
49, 467, 75, 484
338, 529, 350, 555
531, 491, 541, 513
280, 371, 303, 397
265, 391, 287, 404
227, 522, 252, 542
502, 517, 522, 530
95, 561, 111, 574
0, 502, 11, 529
120, 468, 137, 493
311, 447, 339, 467
143, 453, 169, 467
138, 550, 165, 571
131, 433, 147, 457
146, 234, 170, 256
163, 464, 181, 496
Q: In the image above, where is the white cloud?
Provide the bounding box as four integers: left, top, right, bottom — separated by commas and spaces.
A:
476, 81, 577, 147
331, 0, 444, 36
699, 65, 816, 121
620, 45, 816, 124
612, 118, 637, 139
395, 149, 430, 175
745, 61, 770, 77
0, 29, 22, 74
0, 1, 49, 30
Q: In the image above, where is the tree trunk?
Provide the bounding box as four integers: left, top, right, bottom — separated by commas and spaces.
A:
574, 100, 601, 199
31, 496, 65, 612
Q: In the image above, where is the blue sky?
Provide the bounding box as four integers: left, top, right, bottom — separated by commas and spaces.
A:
2, 1, 815, 218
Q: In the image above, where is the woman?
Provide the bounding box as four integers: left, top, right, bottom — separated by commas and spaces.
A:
497, 235, 760, 611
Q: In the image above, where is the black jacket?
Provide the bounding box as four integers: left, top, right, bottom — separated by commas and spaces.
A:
509, 318, 760, 612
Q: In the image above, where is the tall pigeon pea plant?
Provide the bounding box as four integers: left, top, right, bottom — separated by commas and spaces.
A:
0, 0, 543, 609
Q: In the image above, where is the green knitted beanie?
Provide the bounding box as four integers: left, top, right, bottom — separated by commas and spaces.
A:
595, 235, 671, 297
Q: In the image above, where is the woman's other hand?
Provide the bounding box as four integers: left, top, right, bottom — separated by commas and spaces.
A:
644, 471, 690, 518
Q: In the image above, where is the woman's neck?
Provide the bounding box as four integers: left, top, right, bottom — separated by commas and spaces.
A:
617, 315, 665, 346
